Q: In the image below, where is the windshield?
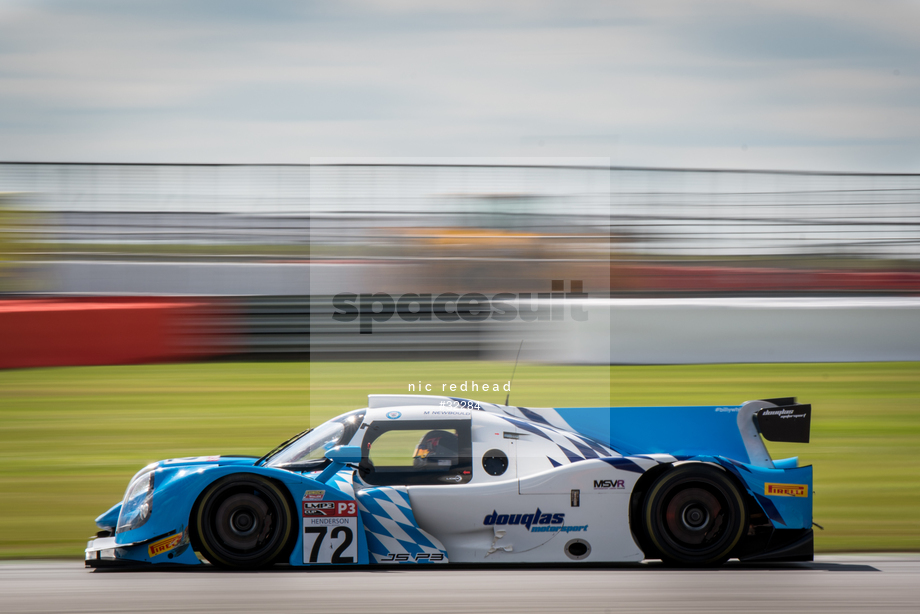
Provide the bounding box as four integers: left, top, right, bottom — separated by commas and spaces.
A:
265, 409, 365, 468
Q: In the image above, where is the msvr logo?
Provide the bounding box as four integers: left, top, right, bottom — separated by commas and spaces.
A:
594, 479, 625, 489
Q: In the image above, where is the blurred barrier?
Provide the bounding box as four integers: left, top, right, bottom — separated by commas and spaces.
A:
15, 260, 920, 296
0, 298, 235, 369
599, 297, 920, 364
42, 260, 312, 296
7, 257, 919, 297
229, 296, 309, 355
3, 295, 917, 367
611, 264, 920, 294
309, 296, 920, 364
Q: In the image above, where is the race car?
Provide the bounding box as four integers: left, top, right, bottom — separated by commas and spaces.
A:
85, 394, 814, 569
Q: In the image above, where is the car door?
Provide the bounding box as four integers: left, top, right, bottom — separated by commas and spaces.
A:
399, 412, 531, 562
352, 415, 472, 563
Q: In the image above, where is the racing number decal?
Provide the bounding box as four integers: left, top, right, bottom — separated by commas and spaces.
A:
302, 501, 358, 564
304, 526, 355, 563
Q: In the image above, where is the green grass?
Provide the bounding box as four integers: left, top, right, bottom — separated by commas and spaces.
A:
1, 361, 918, 558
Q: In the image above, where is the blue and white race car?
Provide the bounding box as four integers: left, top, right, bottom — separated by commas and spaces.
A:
86, 395, 814, 569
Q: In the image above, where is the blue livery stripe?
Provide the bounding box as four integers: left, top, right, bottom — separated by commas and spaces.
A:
365, 531, 390, 557
557, 444, 584, 464
565, 435, 599, 459
569, 432, 612, 456
357, 491, 390, 519
360, 509, 394, 539
396, 524, 438, 551
394, 537, 424, 557
499, 416, 552, 440
753, 492, 787, 527
600, 457, 645, 474
518, 406, 552, 426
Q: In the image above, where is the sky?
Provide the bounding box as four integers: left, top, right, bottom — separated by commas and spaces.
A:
0, 0, 918, 171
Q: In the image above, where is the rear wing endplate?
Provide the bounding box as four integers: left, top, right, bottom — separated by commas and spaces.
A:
754, 399, 812, 444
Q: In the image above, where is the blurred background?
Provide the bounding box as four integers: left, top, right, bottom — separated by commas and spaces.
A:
2, 161, 919, 365
2, 161, 919, 558
1, 0, 920, 560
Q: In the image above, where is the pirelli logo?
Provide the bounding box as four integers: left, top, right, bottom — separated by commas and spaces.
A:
765, 483, 808, 498
148, 533, 183, 558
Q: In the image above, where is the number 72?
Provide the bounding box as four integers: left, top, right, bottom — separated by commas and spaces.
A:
304, 526, 354, 564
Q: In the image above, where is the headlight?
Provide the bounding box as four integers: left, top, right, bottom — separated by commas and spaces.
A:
116, 467, 156, 533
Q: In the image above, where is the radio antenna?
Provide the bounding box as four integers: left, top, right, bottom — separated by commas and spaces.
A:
505, 340, 524, 406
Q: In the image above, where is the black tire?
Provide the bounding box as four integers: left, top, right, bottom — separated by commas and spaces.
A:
195, 475, 294, 570
643, 464, 746, 567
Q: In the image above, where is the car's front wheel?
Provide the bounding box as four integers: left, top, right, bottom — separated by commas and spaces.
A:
643, 464, 747, 567
194, 475, 294, 569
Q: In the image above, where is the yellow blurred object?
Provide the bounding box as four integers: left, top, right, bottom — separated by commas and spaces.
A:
405, 227, 542, 246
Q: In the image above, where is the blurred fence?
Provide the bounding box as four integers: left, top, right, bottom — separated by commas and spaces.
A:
1, 162, 918, 264
1, 163, 919, 296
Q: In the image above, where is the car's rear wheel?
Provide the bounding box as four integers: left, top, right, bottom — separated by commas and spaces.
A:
643, 464, 746, 567
195, 475, 293, 569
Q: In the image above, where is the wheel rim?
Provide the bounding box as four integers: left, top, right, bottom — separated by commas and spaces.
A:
646, 468, 745, 564
198, 479, 289, 567
214, 493, 270, 550
664, 487, 723, 547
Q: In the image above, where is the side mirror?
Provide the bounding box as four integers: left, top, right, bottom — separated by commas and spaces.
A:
324, 445, 362, 465
316, 445, 362, 484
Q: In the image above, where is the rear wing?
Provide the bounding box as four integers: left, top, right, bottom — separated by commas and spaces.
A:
754, 398, 812, 444
733, 398, 811, 467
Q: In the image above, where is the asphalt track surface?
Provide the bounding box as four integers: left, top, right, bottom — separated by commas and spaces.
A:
2, 556, 919, 614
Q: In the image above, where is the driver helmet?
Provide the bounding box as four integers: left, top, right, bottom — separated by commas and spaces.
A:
412, 429, 458, 469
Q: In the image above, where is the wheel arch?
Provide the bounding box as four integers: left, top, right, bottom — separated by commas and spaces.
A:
628, 462, 672, 559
